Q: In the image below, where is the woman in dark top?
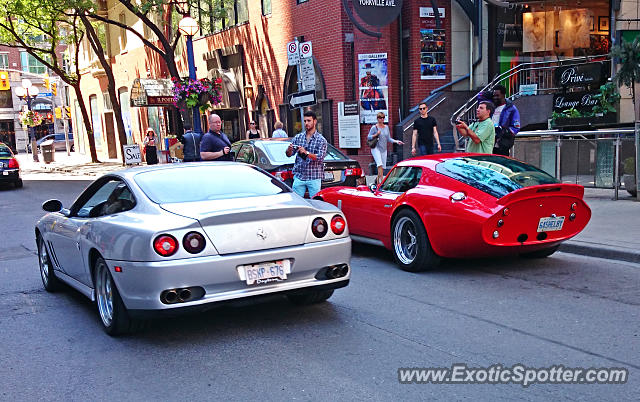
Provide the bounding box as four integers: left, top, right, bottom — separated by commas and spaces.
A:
246, 121, 262, 140
143, 127, 159, 165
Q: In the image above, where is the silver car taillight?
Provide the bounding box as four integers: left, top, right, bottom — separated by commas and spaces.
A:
312, 217, 328, 238
183, 232, 206, 254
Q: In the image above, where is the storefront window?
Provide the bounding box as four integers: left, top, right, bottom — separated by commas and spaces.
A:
493, 2, 611, 77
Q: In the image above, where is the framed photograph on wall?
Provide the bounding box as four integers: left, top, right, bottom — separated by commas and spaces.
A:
598, 16, 609, 32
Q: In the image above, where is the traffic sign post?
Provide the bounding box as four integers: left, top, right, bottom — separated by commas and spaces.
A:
288, 90, 317, 110
287, 41, 300, 66
301, 57, 315, 91
299, 41, 313, 59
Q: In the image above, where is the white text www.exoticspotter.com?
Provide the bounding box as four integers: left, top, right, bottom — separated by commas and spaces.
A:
398, 364, 628, 387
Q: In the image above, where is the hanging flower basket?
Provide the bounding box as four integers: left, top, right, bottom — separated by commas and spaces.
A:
19, 110, 43, 127
172, 77, 223, 112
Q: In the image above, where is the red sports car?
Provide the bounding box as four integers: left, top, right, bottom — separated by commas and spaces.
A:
315, 154, 591, 272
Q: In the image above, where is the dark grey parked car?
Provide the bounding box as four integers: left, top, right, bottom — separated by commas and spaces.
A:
28, 133, 74, 152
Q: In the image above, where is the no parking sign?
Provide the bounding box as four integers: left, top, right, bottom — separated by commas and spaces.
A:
300, 41, 312, 59
287, 41, 300, 66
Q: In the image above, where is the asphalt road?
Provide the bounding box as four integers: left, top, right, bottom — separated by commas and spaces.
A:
0, 180, 638, 401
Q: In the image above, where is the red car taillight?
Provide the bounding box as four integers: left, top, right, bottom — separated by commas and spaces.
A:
8, 158, 18, 169
330, 215, 346, 235
272, 170, 294, 181
153, 234, 178, 257
344, 168, 362, 177
311, 217, 328, 238
183, 231, 206, 254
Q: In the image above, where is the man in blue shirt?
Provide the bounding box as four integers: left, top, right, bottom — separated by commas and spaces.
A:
286, 110, 327, 198
200, 114, 233, 161
180, 123, 201, 162
492, 85, 521, 156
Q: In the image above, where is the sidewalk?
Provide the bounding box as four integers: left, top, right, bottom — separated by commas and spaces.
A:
16, 150, 124, 179
15, 156, 640, 264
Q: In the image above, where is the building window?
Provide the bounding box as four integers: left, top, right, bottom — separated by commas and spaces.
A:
194, 0, 248, 35
20, 52, 48, 74
119, 13, 127, 52
262, 0, 271, 16
0, 53, 8, 69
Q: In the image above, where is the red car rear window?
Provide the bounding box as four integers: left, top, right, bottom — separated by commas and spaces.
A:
436, 155, 559, 198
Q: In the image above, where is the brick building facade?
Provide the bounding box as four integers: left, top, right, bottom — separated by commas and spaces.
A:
68, 0, 463, 167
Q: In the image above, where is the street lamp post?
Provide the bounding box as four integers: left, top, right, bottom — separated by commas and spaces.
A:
178, 16, 202, 134
15, 79, 40, 162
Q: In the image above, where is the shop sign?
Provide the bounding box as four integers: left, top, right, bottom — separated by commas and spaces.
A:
130, 78, 174, 107
353, 0, 403, 28
553, 91, 600, 113
338, 102, 361, 148
123, 144, 142, 165
554, 63, 605, 88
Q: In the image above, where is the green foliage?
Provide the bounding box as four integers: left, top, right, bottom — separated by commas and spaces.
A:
592, 82, 621, 116
610, 37, 640, 89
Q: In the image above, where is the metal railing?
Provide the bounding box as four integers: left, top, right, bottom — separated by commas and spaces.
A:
450, 55, 610, 150
511, 129, 635, 200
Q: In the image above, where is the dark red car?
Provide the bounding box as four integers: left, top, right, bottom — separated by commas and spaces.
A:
315, 154, 591, 272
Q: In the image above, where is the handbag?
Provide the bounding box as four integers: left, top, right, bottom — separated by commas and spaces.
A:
367, 137, 378, 148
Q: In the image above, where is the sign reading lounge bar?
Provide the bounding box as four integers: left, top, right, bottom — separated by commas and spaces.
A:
554, 62, 605, 88
553, 91, 600, 113
130, 78, 174, 107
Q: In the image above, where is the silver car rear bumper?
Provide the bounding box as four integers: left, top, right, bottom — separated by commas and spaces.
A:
107, 237, 351, 311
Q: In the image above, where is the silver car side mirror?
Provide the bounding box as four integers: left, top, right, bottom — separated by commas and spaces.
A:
42, 199, 63, 212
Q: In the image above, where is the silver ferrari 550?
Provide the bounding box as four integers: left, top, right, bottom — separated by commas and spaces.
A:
36, 163, 351, 335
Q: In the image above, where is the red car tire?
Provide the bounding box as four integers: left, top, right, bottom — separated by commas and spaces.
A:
391, 209, 440, 272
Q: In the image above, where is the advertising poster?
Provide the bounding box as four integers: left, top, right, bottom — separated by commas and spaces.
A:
420, 7, 446, 80
522, 11, 554, 52
338, 102, 361, 148
358, 53, 388, 124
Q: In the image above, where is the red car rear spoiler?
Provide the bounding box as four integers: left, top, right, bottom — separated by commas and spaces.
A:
496, 183, 585, 205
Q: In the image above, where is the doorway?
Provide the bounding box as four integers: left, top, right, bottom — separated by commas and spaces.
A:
103, 112, 117, 159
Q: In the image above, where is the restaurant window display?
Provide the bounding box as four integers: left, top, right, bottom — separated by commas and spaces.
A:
492, 1, 611, 77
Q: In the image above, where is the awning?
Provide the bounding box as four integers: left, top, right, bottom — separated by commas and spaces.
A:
130, 78, 174, 107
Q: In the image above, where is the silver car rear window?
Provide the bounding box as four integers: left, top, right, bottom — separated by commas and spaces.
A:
134, 164, 290, 203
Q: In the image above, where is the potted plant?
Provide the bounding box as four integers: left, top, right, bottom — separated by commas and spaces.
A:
18, 110, 43, 127
622, 157, 637, 197
172, 77, 223, 112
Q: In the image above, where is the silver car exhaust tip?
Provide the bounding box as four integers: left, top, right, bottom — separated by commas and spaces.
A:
179, 288, 192, 302
318, 264, 349, 280
161, 287, 205, 304
164, 290, 178, 303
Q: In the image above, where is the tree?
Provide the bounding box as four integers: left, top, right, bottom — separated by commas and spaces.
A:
80, 0, 226, 136
610, 37, 640, 201
0, 0, 100, 162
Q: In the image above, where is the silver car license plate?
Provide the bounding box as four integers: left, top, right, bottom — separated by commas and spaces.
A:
537, 216, 565, 232
237, 259, 291, 285
323, 171, 334, 181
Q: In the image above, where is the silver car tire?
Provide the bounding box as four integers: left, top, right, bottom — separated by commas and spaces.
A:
38, 236, 61, 292
391, 209, 440, 272
287, 289, 334, 305
94, 257, 138, 336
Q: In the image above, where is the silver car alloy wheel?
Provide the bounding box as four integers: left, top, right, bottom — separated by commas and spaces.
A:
39, 239, 50, 286
394, 216, 418, 265
96, 262, 114, 327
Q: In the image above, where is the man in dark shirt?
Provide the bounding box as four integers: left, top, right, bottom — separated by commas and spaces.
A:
180, 123, 201, 162
200, 113, 233, 161
411, 103, 441, 156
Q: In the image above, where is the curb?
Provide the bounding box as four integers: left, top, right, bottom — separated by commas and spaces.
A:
559, 241, 640, 264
